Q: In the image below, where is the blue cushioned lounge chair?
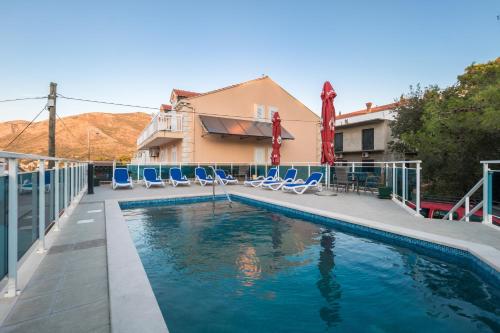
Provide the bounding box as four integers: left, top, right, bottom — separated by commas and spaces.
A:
244, 168, 278, 187
195, 167, 214, 186
262, 168, 297, 191
282, 172, 323, 194
169, 167, 190, 187
215, 169, 238, 185
112, 168, 133, 190
143, 168, 165, 188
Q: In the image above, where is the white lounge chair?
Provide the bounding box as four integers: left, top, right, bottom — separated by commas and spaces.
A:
215, 169, 238, 185
195, 167, 214, 186
113, 168, 133, 190
262, 168, 297, 191
169, 167, 190, 187
282, 172, 323, 194
143, 168, 165, 188
244, 168, 278, 187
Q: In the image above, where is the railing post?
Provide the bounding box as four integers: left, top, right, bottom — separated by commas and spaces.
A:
483, 163, 490, 224
351, 162, 355, 173
402, 163, 406, 203
54, 162, 60, 231
6, 158, 18, 297
392, 163, 396, 199
465, 196, 470, 222
64, 162, 69, 209
38, 160, 46, 253
71, 163, 75, 203
308, 164, 311, 177
415, 162, 421, 216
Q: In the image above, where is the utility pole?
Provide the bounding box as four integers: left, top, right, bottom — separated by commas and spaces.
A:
48, 82, 57, 168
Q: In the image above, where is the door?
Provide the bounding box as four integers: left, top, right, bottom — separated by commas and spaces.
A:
254, 147, 266, 164
171, 147, 177, 163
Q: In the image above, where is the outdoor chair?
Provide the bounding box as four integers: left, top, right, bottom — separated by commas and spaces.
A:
262, 168, 297, 191
332, 166, 356, 192
282, 172, 323, 194
112, 168, 133, 190
215, 169, 238, 185
195, 167, 214, 186
244, 168, 278, 187
143, 168, 165, 188
169, 167, 190, 187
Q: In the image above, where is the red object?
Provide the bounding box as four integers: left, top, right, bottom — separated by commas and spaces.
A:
406, 200, 499, 225
271, 112, 282, 165
320, 81, 336, 165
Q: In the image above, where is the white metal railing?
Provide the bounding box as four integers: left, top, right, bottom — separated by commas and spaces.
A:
126, 160, 422, 215
137, 113, 183, 147
444, 160, 499, 225
0, 150, 88, 298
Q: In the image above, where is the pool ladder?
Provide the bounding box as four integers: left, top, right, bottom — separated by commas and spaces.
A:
209, 166, 232, 206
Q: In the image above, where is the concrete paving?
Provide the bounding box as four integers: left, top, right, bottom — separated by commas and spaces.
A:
0, 201, 110, 333
0, 181, 498, 333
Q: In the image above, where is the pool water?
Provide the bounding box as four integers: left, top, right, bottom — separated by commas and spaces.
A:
122, 201, 500, 333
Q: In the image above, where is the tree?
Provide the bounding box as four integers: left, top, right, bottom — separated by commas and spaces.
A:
390, 58, 500, 196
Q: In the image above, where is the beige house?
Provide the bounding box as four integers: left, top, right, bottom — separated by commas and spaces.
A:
136, 76, 321, 164
334, 102, 400, 163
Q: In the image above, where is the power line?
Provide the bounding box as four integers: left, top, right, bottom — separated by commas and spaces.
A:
57, 93, 320, 123
55, 111, 81, 143
3, 104, 48, 149
0, 96, 47, 103
57, 94, 159, 111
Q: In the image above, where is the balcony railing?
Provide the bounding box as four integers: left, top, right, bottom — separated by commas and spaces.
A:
0, 151, 88, 297
137, 113, 183, 147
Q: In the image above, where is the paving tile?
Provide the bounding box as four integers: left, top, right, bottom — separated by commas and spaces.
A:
49, 298, 109, 333
52, 280, 108, 313
20, 276, 62, 300
3, 293, 54, 326
60, 266, 107, 290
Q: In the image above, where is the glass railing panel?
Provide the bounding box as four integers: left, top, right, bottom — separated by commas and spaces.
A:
180, 165, 196, 179
17, 171, 39, 259
294, 166, 309, 182
126, 164, 139, 181
59, 168, 65, 213
45, 170, 55, 230
0, 175, 7, 279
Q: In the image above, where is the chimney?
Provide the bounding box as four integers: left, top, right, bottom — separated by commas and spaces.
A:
366, 102, 373, 112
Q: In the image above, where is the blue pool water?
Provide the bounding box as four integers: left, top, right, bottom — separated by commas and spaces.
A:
122, 200, 500, 333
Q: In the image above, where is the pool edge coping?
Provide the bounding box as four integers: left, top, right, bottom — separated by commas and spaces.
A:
105, 199, 169, 333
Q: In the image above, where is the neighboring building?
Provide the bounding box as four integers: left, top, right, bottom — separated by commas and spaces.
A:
334, 102, 400, 163
135, 76, 321, 164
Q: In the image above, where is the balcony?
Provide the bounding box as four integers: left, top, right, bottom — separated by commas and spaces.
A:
137, 113, 184, 149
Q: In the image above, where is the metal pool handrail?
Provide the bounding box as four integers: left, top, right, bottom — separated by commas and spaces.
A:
208, 166, 232, 206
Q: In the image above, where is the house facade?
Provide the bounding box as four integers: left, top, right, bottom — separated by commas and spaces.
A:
334, 102, 400, 163
135, 76, 321, 164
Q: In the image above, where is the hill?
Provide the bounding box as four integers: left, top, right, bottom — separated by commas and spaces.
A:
0, 112, 152, 161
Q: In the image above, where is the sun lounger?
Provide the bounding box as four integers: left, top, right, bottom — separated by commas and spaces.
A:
282, 172, 323, 194
195, 167, 214, 186
169, 167, 190, 187
112, 168, 133, 190
244, 168, 278, 187
143, 168, 165, 188
215, 169, 238, 185
262, 168, 297, 191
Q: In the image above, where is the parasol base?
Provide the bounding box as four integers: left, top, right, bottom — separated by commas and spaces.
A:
315, 191, 337, 197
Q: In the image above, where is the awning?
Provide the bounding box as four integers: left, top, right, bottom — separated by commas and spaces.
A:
199, 115, 294, 140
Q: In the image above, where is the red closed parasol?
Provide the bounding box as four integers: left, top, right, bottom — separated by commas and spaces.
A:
271, 112, 281, 165
320, 81, 336, 165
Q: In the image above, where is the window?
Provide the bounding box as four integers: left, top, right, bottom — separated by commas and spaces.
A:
362, 128, 374, 151
254, 104, 265, 120
334, 133, 343, 152
254, 147, 266, 163
171, 147, 177, 163
268, 106, 278, 121
362, 159, 375, 173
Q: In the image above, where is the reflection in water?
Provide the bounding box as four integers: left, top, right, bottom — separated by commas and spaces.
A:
317, 229, 342, 327
236, 246, 261, 286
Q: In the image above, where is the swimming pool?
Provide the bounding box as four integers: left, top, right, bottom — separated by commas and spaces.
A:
121, 198, 500, 333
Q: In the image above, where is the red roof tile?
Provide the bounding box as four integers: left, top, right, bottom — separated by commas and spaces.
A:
337, 102, 398, 120
172, 89, 200, 98
160, 104, 172, 111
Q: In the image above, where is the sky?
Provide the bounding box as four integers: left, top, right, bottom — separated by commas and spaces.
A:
0, 0, 499, 122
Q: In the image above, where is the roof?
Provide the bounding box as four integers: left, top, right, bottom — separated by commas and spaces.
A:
160, 104, 172, 111
199, 115, 294, 140
337, 102, 398, 120
172, 89, 200, 98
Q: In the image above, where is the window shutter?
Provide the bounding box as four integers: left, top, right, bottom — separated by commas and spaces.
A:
254, 104, 265, 120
